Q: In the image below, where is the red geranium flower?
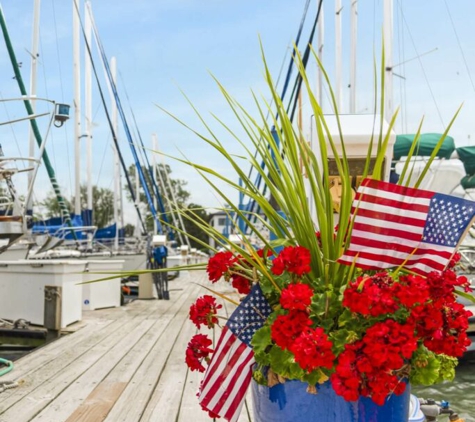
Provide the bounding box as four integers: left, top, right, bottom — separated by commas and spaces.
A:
185, 334, 214, 372
189, 295, 222, 329
231, 274, 251, 295
271, 246, 311, 276
291, 327, 335, 371
206, 251, 236, 282
280, 283, 314, 311
271, 310, 312, 350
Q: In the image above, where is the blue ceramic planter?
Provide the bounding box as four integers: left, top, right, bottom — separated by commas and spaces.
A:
251, 379, 411, 422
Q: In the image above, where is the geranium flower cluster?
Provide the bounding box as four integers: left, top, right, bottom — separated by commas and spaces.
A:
187, 243, 474, 408
331, 320, 417, 405
333, 262, 472, 402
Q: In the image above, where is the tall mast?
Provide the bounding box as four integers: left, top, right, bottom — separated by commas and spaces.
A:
317, 3, 324, 107
383, 0, 394, 122
151, 135, 158, 235
110, 56, 120, 249
27, 0, 41, 216
0, 5, 75, 234
335, 0, 343, 111
349, 0, 358, 113
73, 0, 82, 217
85, 0, 93, 222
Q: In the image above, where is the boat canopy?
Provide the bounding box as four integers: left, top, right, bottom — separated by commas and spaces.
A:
456, 146, 475, 176
457, 146, 475, 189
393, 133, 456, 161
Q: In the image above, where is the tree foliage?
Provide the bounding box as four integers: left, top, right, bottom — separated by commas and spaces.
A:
40, 185, 114, 229
182, 203, 211, 250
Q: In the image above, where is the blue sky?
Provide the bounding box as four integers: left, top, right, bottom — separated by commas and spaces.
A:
1, 1, 475, 224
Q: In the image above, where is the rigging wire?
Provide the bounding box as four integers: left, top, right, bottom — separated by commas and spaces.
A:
95, 132, 111, 187
116, 71, 171, 233
85, 3, 165, 235
395, 0, 408, 133
243, 0, 323, 233
250, 0, 322, 214
0, 91, 23, 159
442, 0, 475, 93
397, 4, 445, 127
72, 0, 147, 234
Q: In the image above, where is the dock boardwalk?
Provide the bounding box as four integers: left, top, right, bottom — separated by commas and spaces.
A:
0, 271, 253, 422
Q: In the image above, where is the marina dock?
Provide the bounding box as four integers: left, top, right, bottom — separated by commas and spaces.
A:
0, 272, 253, 422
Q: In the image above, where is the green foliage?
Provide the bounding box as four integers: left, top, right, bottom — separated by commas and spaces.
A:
40, 185, 114, 229
409, 347, 458, 386
39, 189, 73, 218
182, 204, 210, 250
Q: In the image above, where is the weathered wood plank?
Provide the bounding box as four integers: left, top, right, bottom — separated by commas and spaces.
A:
64, 382, 128, 422
0, 280, 194, 419
102, 284, 202, 422
30, 279, 202, 422
139, 320, 197, 422
0, 271, 210, 422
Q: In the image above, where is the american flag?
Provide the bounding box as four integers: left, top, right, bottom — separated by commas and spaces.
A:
338, 178, 475, 275
198, 284, 272, 422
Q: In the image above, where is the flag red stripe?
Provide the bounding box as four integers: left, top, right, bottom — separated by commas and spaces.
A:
199, 329, 236, 402
341, 248, 451, 269
200, 336, 247, 407
347, 236, 421, 255
354, 192, 431, 213
215, 352, 254, 417
352, 223, 423, 242
207, 346, 251, 411
361, 178, 435, 199
223, 365, 254, 422
350, 207, 427, 228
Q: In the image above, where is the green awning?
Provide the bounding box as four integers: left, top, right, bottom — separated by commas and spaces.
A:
456, 146, 475, 176
393, 133, 456, 161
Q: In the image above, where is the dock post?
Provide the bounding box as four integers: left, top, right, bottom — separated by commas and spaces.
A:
44, 285, 62, 340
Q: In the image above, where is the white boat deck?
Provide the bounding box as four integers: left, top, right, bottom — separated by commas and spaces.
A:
0, 271, 254, 422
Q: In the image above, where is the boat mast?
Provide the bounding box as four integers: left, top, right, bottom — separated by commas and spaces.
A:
335, 0, 343, 111
383, 0, 394, 122
85, 0, 93, 223
73, 0, 82, 218
110, 56, 121, 250
27, 0, 41, 216
317, 3, 324, 107
0, 5, 76, 235
349, 0, 358, 113
151, 135, 158, 235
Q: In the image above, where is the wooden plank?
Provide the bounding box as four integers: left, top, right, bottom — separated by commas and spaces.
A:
0, 282, 194, 419
2, 277, 189, 386
177, 364, 209, 422
29, 280, 202, 422
27, 319, 155, 422
137, 318, 197, 422
64, 382, 128, 422
102, 284, 202, 422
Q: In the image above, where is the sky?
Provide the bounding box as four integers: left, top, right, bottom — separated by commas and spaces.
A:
1, 0, 475, 226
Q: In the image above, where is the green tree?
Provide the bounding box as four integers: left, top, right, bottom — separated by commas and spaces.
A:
40, 185, 114, 229
182, 203, 210, 250
40, 190, 73, 218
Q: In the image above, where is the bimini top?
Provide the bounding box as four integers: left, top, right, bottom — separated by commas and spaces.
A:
393, 133, 456, 161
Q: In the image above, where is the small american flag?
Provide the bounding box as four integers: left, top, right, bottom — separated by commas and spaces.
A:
198, 284, 272, 422
338, 178, 475, 275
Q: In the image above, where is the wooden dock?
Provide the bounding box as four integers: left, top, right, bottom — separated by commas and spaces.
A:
0, 271, 254, 422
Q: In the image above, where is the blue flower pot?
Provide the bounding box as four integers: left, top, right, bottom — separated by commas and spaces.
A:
251, 380, 411, 422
